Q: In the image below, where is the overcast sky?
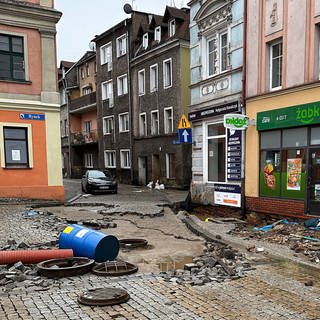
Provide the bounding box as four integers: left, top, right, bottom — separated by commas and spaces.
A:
55, 0, 189, 64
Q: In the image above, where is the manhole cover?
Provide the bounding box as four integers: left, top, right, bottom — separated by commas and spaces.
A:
119, 238, 148, 249
78, 287, 130, 306
92, 260, 138, 276
37, 257, 95, 278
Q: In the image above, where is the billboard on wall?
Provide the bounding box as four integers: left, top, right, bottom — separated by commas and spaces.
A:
214, 184, 241, 208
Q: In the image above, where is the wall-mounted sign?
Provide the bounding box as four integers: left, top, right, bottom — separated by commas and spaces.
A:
257, 101, 320, 131
214, 183, 241, 208
227, 129, 242, 181
224, 114, 249, 130
20, 113, 45, 121
188, 101, 240, 122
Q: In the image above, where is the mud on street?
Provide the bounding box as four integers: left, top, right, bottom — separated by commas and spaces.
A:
0, 184, 319, 319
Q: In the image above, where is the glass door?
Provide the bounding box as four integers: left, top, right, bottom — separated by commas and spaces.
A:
307, 148, 320, 215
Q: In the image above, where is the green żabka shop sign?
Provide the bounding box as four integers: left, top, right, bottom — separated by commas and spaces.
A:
257, 101, 320, 131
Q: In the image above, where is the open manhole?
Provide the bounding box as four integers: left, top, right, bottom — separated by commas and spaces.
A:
119, 238, 148, 249
92, 260, 138, 276
37, 257, 95, 278
78, 287, 130, 306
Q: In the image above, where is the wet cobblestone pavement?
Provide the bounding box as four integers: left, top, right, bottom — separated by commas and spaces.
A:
0, 204, 319, 319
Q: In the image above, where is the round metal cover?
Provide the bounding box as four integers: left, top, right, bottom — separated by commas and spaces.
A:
119, 238, 148, 249
92, 260, 138, 276
78, 287, 130, 306
37, 257, 95, 278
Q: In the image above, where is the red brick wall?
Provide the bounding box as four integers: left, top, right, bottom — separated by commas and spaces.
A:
245, 197, 305, 217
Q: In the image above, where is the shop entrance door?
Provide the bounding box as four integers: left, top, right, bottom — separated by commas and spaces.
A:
307, 148, 320, 216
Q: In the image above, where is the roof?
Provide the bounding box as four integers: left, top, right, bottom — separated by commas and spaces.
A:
74, 51, 96, 67
59, 60, 75, 69
163, 6, 186, 22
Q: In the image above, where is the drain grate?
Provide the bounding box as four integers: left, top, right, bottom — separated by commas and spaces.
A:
92, 260, 138, 276
119, 238, 148, 249
78, 287, 130, 306
37, 257, 95, 278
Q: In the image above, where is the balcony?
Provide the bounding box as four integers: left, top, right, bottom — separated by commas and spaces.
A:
71, 130, 98, 146
69, 92, 96, 114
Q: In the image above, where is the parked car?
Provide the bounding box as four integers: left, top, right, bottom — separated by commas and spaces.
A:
81, 169, 117, 194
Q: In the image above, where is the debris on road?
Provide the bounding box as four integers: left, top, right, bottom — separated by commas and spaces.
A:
230, 218, 320, 264
159, 241, 254, 286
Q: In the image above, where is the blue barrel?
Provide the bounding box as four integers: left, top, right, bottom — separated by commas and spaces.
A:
59, 224, 119, 262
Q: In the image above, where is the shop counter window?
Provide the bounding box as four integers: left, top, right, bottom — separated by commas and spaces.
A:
260, 128, 307, 199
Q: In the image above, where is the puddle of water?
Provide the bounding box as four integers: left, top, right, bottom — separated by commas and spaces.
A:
158, 256, 194, 272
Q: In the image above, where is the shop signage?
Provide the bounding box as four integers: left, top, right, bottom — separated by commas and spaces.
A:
223, 114, 249, 130
20, 113, 45, 121
257, 101, 320, 131
214, 183, 241, 208
227, 129, 242, 181
188, 101, 240, 122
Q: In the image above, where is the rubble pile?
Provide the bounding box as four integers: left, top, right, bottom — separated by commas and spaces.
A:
230, 221, 320, 263
0, 261, 53, 293
159, 241, 254, 286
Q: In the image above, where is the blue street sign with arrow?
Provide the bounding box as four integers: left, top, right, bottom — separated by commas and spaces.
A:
178, 128, 192, 144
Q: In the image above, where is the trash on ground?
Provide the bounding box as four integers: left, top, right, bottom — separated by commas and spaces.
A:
59, 224, 119, 262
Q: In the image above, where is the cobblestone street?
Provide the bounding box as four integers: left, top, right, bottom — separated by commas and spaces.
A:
0, 195, 319, 319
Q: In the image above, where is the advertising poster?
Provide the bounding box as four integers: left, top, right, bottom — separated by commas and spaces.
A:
263, 161, 276, 190
287, 158, 302, 191
214, 184, 241, 208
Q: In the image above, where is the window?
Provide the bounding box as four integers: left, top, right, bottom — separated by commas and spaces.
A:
259, 128, 307, 199
3, 127, 28, 168
103, 116, 114, 134
82, 86, 92, 95
100, 42, 112, 69
80, 67, 84, 79
101, 80, 113, 107
120, 149, 131, 168
150, 64, 158, 92
163, 59, 172, 88
207, 31, 228, 77
86, 63, 90, 76
166, 153, 176, 179
169, 19, 175, 37
117, 74, 128, 96
207, 122, 226, 182
119, 112, 129, 132
155, 26, 161, 42
84, 121, 91, 133
0, 34, 25, 80
104, 150, 116, 168
151, 110, 159, 135
139, 113, 147, 136
220, 32, 228, 72
138, 69, 145, 95
164, 107, 173, 134
84, 153, 93, 168
269, 40, 282, 90
117, 34, 127, 57
143, 33, 148, 49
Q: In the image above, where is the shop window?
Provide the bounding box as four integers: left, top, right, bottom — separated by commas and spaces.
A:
260, 129, 306, 199
207, 123, 226, 182
311, 127, 320, 145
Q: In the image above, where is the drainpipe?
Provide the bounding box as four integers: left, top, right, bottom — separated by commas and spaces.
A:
241, 0, 247, 218
126, 21, 134, 183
